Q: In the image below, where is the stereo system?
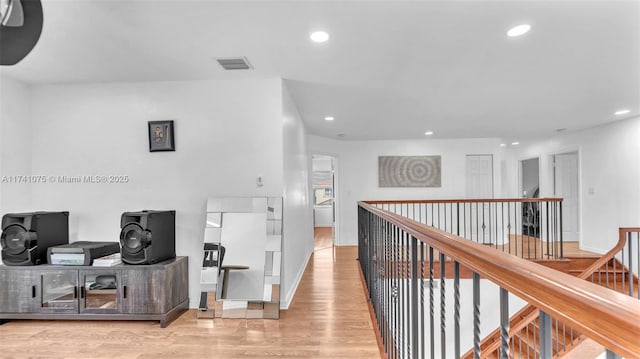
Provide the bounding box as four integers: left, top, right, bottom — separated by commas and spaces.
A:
1, 212, 69, 266
0, 210, 176, 266
120, 210, 176, 265
47, 241, 121, 266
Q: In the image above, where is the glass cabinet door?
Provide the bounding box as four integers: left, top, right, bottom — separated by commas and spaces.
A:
80, 270, 119, 313
40, 271, 78, 313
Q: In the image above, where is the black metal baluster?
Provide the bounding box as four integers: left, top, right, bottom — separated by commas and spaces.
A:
383, 219, 388, 359
440, 252, 446, 359
606, 261, 610, 289
472, 272, 480, 359
430, 246, 435, 359
614, 253, 617, 293
628, 237, 634, 297
454, 261, 460, 359
411, 236, 419, 359
481, 201, 486, 244
463, 203, 467, 240
396, 224, 402, 359
475, 202, 479, 243
545, 201, 550, 258
421, 241, 426, 359
431, 203, 434, 227
501, 202, 505, 252
620, 246, 627, 293
559, 201, 564, 258
499, 288, 509, 359
493, 202, 498, 248
507, 203, 512, 256
456, 203, 460, 237
522, 202, 538, 258
405, 231, 411, 358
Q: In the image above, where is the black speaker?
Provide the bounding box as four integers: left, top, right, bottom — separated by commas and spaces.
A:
1, 211, 69, 266
120, 210, 175, 265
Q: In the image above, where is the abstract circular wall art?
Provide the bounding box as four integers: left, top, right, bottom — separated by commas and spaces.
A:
378, 156, 441, 187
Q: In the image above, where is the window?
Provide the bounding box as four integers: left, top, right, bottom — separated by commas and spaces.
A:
313, 171, 333, 206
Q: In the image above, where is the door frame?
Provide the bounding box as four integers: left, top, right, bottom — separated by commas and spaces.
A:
311, 153, 339, 246
518, 156, 541, 199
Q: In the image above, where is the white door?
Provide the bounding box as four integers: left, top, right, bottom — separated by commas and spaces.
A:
466, 155, 493, 198
466, 155, 494, 243
554, 153, 580, 242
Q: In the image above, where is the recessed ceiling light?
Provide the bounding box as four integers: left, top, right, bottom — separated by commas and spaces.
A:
615, 109, 630, 115
507, 24, 531, 37
310, 31, 330, 43
500, 143, 507, 147
511, 141, 520, 145
424, 131, 434, 136
324, 116, 334, 121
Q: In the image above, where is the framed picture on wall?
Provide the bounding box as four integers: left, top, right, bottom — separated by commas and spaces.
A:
148, 120, 175, 152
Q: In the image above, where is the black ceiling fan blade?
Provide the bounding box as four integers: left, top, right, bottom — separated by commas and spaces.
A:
0, 0, 43, 66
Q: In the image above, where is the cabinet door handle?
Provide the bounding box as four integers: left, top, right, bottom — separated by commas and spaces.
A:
32, 285, 36, 298
80, 286, 85, 299
123, 285, 127, 299
73, 286, 78, 299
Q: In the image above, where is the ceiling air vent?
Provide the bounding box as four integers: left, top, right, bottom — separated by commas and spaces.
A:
216, 57, 253, 70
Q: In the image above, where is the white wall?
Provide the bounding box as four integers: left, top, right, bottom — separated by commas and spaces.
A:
0, 77, 33, 215
308, 135, 504, 245
312, 156, 332, 171
506, 116, 640, 253
313, 207, 333, 227
24, 79, 284, 307
281, 82, 314, 308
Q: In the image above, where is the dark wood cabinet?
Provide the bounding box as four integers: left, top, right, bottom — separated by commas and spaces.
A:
0, 269, 40, 313
0, 256, 188, 327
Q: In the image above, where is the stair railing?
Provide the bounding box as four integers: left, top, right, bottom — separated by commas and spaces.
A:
585, 228, 640, 297
364, 198, 564, 260
358, 201, 640, 359
465, 228, 639, 358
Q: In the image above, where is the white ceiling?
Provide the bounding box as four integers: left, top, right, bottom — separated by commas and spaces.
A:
1, 0, 638, 142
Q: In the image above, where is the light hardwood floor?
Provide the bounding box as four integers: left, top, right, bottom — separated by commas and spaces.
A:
473, 235, 599, 260
313, 227, 333, 251
0, 246, 381, 359
0, 236, 603, 359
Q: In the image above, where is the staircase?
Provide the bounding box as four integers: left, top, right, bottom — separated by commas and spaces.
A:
461, 231, 639, 359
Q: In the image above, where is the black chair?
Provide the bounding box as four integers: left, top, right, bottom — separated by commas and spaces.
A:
199, 243, 225, 311
202, 243, 225, 268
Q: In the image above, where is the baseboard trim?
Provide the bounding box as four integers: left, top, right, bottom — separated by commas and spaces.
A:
580, 244, 606, 255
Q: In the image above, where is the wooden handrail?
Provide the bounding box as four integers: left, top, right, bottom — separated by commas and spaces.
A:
359, 202, 640, 358
576, 228, 638, 281
467, 228, 640, 358
363, 198, 563, 204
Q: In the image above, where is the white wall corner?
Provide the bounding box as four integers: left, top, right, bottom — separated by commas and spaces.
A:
280, 248, 313, 309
